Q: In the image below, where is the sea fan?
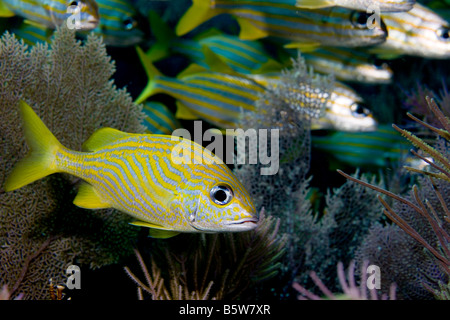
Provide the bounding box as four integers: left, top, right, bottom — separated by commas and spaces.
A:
0, 26, 146, 299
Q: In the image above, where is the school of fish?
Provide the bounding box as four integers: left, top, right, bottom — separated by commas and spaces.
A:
2, 0, 449, 237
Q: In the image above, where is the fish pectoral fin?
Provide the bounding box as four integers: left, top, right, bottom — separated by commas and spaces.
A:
129, 221, 180, 239
236, 18, 269, 40
73, 182, 111, 209
82, 127, 135, 151
175, 101, 199, 120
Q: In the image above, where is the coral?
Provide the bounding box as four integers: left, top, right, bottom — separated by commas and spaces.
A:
0, 26, 146, 299
339, 97, 450, 299
355, 223, 445, 299
124, 210, 287, 300
229, 56, 386, 298
292, 260, 396, 300
293, 172, 386, 294
230, 56, 334, 297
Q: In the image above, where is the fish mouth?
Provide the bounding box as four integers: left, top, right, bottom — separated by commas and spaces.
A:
225, 217, 259, 230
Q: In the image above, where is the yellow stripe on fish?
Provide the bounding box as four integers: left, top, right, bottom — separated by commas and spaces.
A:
142, 101, 181, 135
4, 101, 258, 239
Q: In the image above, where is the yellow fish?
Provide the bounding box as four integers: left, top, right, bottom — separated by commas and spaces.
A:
4, 101, 258, 238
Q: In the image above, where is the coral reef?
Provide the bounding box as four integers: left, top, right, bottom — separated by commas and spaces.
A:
0, 26, 146, 299
293, 260, 396, 300
340, 97, 450, 299
124, 211, 287, 300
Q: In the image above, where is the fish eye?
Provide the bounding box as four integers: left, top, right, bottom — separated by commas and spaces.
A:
350, 11, 370, 29
123, 18, 137, 30
210, 184, 233, 206
69, 1, 79, 6
437, 27, 450, 41
370, 57, 388, 70
350, 103, 371, 118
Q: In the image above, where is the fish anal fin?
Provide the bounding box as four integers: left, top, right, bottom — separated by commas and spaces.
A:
73, 182, 111, 209
82, 127, 134, 151
148, 229, 180, 239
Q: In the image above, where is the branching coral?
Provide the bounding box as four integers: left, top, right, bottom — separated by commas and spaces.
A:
339, 97, 450, 299
293, 260, 396, 300
0, 26, 146, 299
124, 211, 287, 300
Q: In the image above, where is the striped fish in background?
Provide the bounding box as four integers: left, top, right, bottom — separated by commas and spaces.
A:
311, 124, 411, 168
141, 101, 180, 135
82, 0, 145, 46
12, 21, 53, 46
135, 47, 268, 129
311, 82, 377, 131
10, 0, 144, 47
4, 101, 257, 239
136, 48, 377, 132
250, 74, 378, 132
0, 0, 99, 30
224, 0, 416, 12
301, 47, 393, 84
369, 3, 450, 59
145, 11, 282, 73
176, 0, 388, 49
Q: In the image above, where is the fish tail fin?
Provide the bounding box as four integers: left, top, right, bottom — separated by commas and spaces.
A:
135, 46, 164, 104
146, 10, 174, 62
175, 0, 218, 36
4, 101, 62, 191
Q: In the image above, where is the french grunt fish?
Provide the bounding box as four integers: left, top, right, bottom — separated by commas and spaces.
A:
4, 101, 258, 239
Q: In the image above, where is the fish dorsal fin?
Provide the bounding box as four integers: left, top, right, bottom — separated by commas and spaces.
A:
129, 221, 180, 238
177, 63, 209, 79
193, 27, 223, 41
175, 101, 199, 120
253, 59, 284, 74
202, 45, 236, 74
175, 0, 218, 36
73, 182, 111, 209
145, 10, 173, 62
236, 17, 269, 40
82, 127, 133, 152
